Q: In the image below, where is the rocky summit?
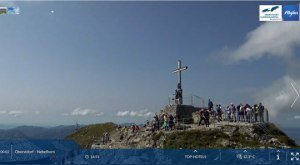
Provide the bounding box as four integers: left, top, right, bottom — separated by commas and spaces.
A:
66, 121, 297, 149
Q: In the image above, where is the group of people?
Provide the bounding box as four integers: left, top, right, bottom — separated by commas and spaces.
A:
197, 109, 211, 127
131, 124, 140, 133
145, 99, 267, 131
204, 99, 267, 124
102, 132, 110, 145
149, 113, 176, 132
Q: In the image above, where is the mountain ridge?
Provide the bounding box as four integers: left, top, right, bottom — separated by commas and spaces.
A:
67, 122, 299, 149
0, 125, 78, 139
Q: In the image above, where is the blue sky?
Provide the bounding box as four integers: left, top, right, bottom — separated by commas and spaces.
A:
0, 1, 299, 127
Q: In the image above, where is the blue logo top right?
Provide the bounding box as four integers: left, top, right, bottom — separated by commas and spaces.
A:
283, 5, 299, 21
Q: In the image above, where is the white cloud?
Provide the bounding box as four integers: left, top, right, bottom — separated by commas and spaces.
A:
71, 108, 95, 116
0, 110, 42, 117
254, 76, 300, 118
116, 111, 130, 116
0, 1, 16, 7
219, 22, 300, 63
217, 22, 300, 127
294, 116, 300, 120
62, 113, 69, 116
96, 112, 104, 116
8, 110, 23, 117
62, 107, 104, 117
116, 109, 154, 117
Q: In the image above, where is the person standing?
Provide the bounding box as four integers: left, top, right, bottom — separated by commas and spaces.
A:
226, 106, 231, 121
163, 114, 169, 131
102, 132, 106, 145
236, 104, 241, 122
169, 115, 174, 130
230, 103, 236, 122
106, 132, 110, 144
204, 109, 210, 127
132, 125, 136, 133
238, 104, 244, 122
246, 106, 251, 123
198, 109, 205, 126
216, 105, 222, 122
254, 104, 258, 122
208, 99, 213, 111
258, 103, 265, 122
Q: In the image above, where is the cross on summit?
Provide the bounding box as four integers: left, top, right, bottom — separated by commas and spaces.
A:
172, 60, 188, 105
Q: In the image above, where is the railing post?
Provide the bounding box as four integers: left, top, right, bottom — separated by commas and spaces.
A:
266, 109, 269, 123
250, 111, 252, 123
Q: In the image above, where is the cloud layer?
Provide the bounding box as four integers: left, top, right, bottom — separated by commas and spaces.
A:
8, 110, 23, 117
220, 22, 300, 63
255, 76, 300, 118
116, 109, 154, 117
219, 22, 300, 126
0, 110, 24, 117
63, 108, 104, 117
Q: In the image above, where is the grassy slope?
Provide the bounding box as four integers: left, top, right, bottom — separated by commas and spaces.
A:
66, 122, 298, 149
163, 123, 298, 149
252, 123, 297, 147
66, 122, 117, 148
164, 130, 229, 149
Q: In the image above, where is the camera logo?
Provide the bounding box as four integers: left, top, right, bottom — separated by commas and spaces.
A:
0, 6, 19, 15
259, 5, 282, 21
283, 5, 299, 21
0, 7, 7, 15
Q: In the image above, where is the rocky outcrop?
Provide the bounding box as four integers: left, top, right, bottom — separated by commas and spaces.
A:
89, 122, 297, 149
161, 105, 202, 123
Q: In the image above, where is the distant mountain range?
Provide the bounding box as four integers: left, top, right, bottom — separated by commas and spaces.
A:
0, 125, 78, 139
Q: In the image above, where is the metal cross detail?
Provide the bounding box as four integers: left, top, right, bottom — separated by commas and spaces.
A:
172, 60, 188, 105
172, 60, 188, 86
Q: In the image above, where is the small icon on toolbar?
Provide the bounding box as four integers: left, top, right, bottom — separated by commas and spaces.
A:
290, 152, 299, 161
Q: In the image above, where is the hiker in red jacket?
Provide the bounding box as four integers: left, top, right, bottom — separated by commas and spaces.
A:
198, 109, 205, 126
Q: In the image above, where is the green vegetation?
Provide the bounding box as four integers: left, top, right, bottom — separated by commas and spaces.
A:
164, 130, 229, 149
65, 122, 298, 149
152, 132, 164, 142
163, 123, 297, 149
253, 123, 297, 147
227, 127, 260, 148
66, 122, 117, 148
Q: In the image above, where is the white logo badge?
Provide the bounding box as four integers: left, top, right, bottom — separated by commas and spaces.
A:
259, 5, 282, 21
